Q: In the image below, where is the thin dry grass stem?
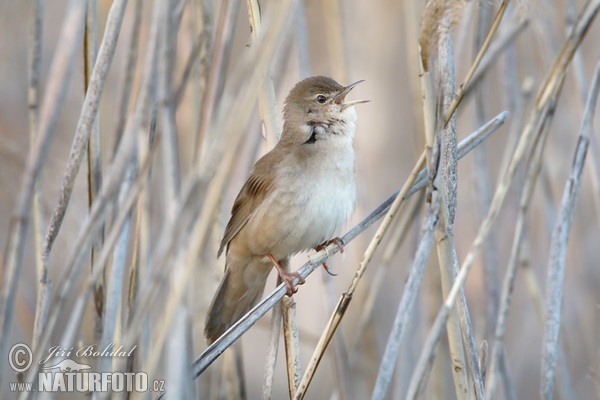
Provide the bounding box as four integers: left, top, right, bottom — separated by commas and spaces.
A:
189, 117, 505, 382
28, 0, 50, 355
567, 0, 600, 230
175, 30, 208, 107
95, 171, 134, 378
588, 131, 600, 222
403, 0, 425, 151
41, 0, 128, 265
497, 77, 535, 189
112, 0, 143, 156
566, 0, 588, 100
84, 0, 106, 344
473, 0, 499, 342
282, 296, 302, 397
0, 0, 87, 387
159, 0, 182, 221
246, 0, 281, 147
194, 0, 239, 163
262, 291, 282, 400
540, 58, 600, 400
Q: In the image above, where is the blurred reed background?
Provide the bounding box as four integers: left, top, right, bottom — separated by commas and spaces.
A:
0, 0, 599, 399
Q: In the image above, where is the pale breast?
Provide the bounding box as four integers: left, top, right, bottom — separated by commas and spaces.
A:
241, 139, 356, 259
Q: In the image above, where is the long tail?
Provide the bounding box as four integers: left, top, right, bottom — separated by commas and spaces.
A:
205, 259, 277, 343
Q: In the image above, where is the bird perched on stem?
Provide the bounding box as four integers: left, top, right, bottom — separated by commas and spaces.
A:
205, 76, 367, 343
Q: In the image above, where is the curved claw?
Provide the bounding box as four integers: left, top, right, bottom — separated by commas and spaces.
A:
314, 237, 344, 276
322, 261, 338, 276
267, 254, 305, 296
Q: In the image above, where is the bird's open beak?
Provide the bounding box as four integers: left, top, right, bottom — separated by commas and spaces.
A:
334, 80, 369, 108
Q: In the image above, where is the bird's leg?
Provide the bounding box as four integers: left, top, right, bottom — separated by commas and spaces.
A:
267, 254, 305, 296
314, 237, 344, 276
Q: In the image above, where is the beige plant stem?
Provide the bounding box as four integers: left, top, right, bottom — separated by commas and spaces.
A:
41, 0, 129, 264
83, 0, 106, 344
263, 291, 282, 399
541, 57, 600, 400
28, 0, 49, 356
437, 22, 472, 400
247, 0, 281, 147
282, 296, 302, 397
112, 0, 143, 156
194, 0, 239, 163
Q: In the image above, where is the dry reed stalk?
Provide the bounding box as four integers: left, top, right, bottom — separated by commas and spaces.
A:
41, 0, 128, 263
282, 296, 301, 397
540, 58, 600, 400
433, 22, 472, 400
83, 0, 107, 345
194, 0, 239, 163
28, 0, 49, 356
473, 0, 499, 342
112, 0, 143, 155
247, 0, 281, 148
262, 290, 282, 399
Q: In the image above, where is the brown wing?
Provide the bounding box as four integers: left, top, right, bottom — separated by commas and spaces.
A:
217, 150, 283, 257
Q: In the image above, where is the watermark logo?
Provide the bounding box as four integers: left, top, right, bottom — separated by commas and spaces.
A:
8, 343, 165, 394
9, 343, 32, 373
42, 359, 92, 372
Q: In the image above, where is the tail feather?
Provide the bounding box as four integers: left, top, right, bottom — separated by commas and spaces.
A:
205, 262, 270, 343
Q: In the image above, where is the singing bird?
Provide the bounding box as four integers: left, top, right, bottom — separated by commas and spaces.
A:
205, 76, 367, 343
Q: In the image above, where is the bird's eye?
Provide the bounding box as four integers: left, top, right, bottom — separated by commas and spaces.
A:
316, 94, 327, 104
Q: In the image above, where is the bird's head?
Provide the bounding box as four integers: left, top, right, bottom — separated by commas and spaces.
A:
281, 76, 367, 145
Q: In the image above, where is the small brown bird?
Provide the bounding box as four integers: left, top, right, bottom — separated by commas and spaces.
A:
205, 76, 367, 343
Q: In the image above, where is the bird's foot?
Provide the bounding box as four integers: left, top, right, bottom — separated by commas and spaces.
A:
267, 254, 305, 296
314, 237, 344, 276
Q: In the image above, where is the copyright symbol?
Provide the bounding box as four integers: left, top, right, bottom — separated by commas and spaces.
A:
9, 343, 32, 373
